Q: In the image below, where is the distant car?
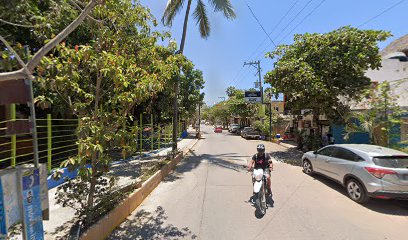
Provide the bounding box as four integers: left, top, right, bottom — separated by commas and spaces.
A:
236, 127, 244, 135
245, 129, 261, 139
302, 144, 408, 203
214, 126, 223, 133
241, 127, 260, 139
228, 124, 240, 133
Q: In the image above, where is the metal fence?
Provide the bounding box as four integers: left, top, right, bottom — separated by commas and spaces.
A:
0, 106, 180, 171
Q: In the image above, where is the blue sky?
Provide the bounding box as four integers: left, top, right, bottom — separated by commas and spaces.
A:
140, 0, 407, 105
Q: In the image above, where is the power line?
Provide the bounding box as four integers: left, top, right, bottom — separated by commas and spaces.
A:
245, 0, 300, 62
272, 0, 314, 46
237, 0, 305, 87
225, 65, 245, 87
234, 67, 256, 88
228, 0, 307, 89
277, 0, 327, 44
255, 0, 324, 60
245, 3, 277, 48
358, 0, 405, 27
252, 0, 314, 62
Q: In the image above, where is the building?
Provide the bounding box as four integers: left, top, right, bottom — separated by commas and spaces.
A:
333, 34, 408, 144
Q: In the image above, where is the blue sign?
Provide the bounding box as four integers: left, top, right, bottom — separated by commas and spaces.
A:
0, 178, 7, 238
21, 169, 44, 240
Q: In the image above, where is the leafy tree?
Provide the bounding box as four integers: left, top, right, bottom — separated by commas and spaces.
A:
143, 64, 205, 126
226, 86, 239, 97
36, 0, 184, 225
0, 0, 101, 82
265, 26, 391, 137
227, 88, 258, 125
345, 81, 405, 147
209, 102, 230, 127
0, 0, 95, 51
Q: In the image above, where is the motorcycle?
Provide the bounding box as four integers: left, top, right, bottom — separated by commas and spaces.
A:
252, 168, 268, 216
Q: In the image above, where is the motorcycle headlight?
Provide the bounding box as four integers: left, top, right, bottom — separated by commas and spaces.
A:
253, 169, 263, 181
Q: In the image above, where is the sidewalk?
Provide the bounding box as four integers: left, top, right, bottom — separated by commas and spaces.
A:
42, 130, 198, 240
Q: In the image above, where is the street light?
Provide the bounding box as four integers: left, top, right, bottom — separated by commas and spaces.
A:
218, 97, 226, 101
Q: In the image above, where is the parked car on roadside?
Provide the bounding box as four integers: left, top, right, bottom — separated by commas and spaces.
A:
236, 127, 244, 135
241, 127, 260, 139
302, 144, 408, 203
228, 124, 240, 133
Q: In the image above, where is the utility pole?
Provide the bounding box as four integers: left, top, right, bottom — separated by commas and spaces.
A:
270, 102, 272, 140
245, 60, 274, 140
244, 60, 262, 104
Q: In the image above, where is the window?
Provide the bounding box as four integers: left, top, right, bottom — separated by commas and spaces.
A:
317, 147, 334, 156
331, 147, 363, 161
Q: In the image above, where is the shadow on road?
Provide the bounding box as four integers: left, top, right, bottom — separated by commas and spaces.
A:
247, 194, 275, 219
311, 174, 408, 216
108, 206, 197, 240
163, 151, 249, 182
269, 148, 303, 167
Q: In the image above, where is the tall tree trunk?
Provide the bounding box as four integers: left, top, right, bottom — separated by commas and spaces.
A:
172, 0, 192, 154
179, 0, 192, 54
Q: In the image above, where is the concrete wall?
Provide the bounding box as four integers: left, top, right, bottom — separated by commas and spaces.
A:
366, 57, 408, 107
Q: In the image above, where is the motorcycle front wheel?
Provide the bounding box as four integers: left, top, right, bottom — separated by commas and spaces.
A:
255, 187, 267, 216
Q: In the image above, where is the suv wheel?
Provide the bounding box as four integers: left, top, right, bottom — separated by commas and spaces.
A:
346, 179, 369, 203
302, 160, 313, 175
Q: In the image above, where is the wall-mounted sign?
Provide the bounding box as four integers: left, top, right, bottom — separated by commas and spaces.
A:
244, 91, 262, 103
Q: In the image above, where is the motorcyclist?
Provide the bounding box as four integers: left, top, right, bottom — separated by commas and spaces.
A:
247, 144, 273, 195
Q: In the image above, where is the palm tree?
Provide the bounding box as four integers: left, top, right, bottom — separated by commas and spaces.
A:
162, 0, 236, 53
163, 0, 236, 152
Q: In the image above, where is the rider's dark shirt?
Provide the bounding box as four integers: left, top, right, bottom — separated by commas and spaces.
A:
252, 153, 271, 169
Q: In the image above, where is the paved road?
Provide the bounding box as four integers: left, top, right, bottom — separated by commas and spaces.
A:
110, 125, 408, 240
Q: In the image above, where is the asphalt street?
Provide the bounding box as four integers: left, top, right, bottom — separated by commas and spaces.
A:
109, 125, 408, 240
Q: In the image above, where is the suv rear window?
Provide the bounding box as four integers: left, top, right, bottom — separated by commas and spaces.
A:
373, 156, 408, 168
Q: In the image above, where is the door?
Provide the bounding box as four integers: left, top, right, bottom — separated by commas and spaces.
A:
313, 146, 335, 174
325, 147, 362, 182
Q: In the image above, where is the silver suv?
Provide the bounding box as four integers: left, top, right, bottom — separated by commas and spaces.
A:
302, 144, 408, 203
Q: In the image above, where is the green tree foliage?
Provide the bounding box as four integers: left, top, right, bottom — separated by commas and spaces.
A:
227, 88, 258, 121
143, 64, 205, 125
0, 0, 95, 67
35, 0, 185, 225
345, 81, 405, 147
265, 26, 391, 135
209, 101, 230, 127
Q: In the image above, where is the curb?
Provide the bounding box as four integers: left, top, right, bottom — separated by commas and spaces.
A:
79, 138, 200, 240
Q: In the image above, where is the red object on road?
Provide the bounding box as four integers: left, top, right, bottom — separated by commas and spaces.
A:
214, 127, 222, 133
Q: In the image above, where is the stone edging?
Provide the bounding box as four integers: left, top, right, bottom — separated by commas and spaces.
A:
80, 138, 200, 240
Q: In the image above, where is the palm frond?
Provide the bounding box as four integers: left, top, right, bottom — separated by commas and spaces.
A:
162, 0, 185, 26
208, 0, 236, 19
193, 0, 211, 38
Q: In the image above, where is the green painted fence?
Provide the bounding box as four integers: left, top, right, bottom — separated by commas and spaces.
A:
0, 110, 180, 171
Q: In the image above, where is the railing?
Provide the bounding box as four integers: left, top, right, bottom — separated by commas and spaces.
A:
0, 107, 78, 171
0, 108, 182, 171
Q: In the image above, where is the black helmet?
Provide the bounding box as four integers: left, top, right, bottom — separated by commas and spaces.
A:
257, 144, 265, 154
